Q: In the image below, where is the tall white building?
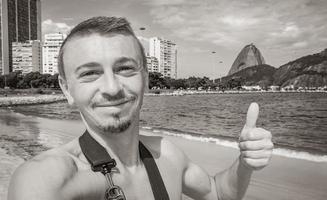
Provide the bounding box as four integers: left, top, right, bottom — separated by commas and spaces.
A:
1, 0, 42, 75
146, 56, 159, 73
137, 36, 150, 56
12, 40, 42, 74
149, 37, 177, 79
42, 33, 66, 75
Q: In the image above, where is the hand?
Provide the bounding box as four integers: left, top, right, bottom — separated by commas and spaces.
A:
239, 103, 273, 170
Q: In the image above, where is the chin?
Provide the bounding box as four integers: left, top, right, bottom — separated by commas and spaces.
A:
98, 117, 132, 134
82, 108, 138, 134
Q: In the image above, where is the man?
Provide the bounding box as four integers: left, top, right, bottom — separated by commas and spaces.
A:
8, 16, 273, 200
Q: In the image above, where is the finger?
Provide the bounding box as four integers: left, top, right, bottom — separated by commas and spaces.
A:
245, 102, 259, 129
239, 128, 271, 142
242, 158, 269, 170
241, 150, 272, 159
239, 140, 274, 151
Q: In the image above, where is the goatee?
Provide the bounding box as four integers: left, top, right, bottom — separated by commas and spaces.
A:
101, 120, 132, 133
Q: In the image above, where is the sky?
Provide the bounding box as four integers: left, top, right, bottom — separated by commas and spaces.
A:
41, 0, 327, 79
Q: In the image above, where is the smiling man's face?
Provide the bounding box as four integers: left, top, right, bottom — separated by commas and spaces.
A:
60, 33, 146, 133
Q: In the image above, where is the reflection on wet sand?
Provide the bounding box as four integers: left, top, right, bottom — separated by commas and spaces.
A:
0, 109, 44, 160
0, 109, 84, 199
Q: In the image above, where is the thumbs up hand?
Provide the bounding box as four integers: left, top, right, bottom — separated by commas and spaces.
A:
239, 103, 273, 170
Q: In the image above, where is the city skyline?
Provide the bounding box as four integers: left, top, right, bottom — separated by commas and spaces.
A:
41, 0, 327, 78
149, 37, 177, 79
12, 40, 41, 74
1, 0, 42, 74
42, 32, 66, 75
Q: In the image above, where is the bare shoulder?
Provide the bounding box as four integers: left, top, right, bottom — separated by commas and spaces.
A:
140, 134, 188, 166
8, 139, 81, 199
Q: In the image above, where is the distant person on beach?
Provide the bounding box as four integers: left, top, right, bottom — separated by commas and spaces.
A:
8, 16, 273, 200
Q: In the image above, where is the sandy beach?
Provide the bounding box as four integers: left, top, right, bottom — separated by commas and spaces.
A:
1, 114, 327, 200
157, 132, 327, 200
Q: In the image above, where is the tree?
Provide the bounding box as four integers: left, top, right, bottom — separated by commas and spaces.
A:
0, 75, 5, 88
148, 72, 167, 89
47, 74, 60, 88
185, 76, 199, 89
4, 72, 22, 88
19, 72, 42, 88
183, 76, 216, 90
168, 78, 187, 89
226, 78, 243, 90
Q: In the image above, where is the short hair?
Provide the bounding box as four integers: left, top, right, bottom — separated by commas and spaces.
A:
58, 16, 147, 80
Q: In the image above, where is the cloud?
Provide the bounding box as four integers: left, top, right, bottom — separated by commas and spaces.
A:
179, 45, 208, 53
42, 19, 72, 35
147, 0, 267, 49
150, 6, 187, 27
292, 41, 308, 48
270, 23, 301, 38
221, 16, 259, 27
147, 0, 327, 54
144, 0, 186, 6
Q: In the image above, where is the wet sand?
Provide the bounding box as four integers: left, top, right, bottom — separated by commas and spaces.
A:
1, 112, 326, 200
158, 132, 327, 200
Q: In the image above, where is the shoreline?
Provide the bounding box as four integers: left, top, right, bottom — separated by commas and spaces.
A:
0, 94, 66, 107
0, 90, 325, 107
145, 89, 327, 96
141, 127, 327, 163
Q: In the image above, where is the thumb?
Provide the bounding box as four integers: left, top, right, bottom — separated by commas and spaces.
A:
245, 102, 259, 129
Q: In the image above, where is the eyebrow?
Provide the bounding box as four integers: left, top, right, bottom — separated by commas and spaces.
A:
114, 57, 139, 67
74, 57, 140, 74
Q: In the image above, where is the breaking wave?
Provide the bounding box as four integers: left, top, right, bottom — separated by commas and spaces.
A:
142, 126, 327, 163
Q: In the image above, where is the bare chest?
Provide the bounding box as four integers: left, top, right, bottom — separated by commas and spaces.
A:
65, 158, 183, 200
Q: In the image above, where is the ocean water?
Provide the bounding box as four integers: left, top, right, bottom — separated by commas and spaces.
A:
6, 92, 327, 161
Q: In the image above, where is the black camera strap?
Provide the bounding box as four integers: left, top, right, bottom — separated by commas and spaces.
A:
79, 130, 170, 200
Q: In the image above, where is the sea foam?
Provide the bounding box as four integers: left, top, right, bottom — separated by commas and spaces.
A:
143, 127, 327, 163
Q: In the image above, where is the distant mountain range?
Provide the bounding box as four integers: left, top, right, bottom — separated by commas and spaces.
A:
273, 49, 327, 87
224, 47, 327, 88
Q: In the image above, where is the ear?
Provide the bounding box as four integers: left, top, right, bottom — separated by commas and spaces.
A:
58, 75, 75, 106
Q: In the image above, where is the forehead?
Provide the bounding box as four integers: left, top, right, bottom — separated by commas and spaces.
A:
63, 34, 142, 72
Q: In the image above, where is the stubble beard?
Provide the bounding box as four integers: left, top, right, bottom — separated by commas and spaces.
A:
83, 94, 143, 134
82, 109, 137, 135
100, 113, 132, 133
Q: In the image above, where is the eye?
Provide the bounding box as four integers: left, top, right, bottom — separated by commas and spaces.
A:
78, 70, 102, 81
80, 70, 99, 76
115, 65, 139, 76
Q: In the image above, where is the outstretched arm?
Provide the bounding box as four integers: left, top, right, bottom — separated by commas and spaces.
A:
214, 157, 252, 200
215, 102, 273, 199
183, 103, 273, 200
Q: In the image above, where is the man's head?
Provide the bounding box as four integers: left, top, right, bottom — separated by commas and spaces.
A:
58, 16, 148, 134
58, 16, 147, 80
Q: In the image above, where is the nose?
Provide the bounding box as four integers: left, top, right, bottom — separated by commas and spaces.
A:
99, 71, 123, 97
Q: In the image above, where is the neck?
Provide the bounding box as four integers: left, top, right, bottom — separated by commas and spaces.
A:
82, 116, 141, 168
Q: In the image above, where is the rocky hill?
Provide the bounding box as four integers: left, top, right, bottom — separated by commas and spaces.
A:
223, 47, 327, 88
273, 48, 327, 87
228, 43, 266, 75
222, 64, 276, 87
